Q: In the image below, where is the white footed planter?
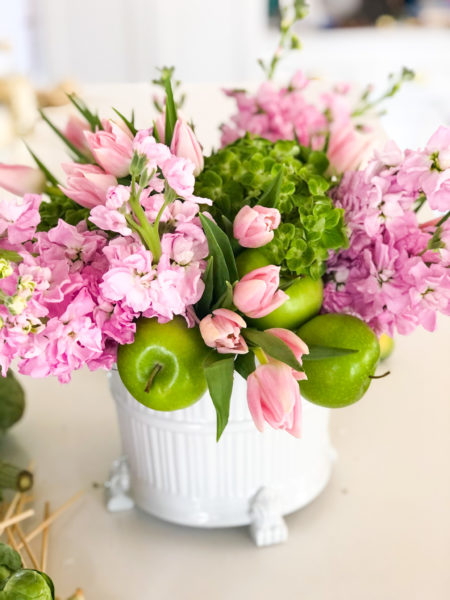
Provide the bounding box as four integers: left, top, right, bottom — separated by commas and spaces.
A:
109, 368, 335, 544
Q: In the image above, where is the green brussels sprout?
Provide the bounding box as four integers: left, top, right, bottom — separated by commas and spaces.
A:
0, 569, 53, 600
0, 543, 22, 585
0, 371, 25, 432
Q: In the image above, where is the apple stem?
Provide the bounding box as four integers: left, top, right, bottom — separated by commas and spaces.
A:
145, 363, 163, 393
369, 371, 391, 380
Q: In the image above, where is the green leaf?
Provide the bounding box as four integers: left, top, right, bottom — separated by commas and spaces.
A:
0, 249, 23, 264
199, 214, 229, 301
39, 110, 89, 162
194, 256, 214, 318
212, 281, 234, 311
24, 144, 59, 186
243, 329, 303, 372
66, 93, 102, 130
164, 76, 177, 146
112, 107, 137, 136
29, 571, 55, 599
204, 357, 235, 441
153, 120, 161, 142
257, 167, 283, 208
303, 345, 358, 361
234, 352, 256, 380
199, 213, 238, 283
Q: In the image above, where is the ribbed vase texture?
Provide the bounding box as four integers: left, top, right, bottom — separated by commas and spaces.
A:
109, 368, 334, 527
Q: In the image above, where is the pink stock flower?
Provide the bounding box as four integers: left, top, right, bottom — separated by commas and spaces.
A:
84, 120, 133, 177
105, 185, 130, 209
0, 164, 45, 196
133, 132, 171, 168
233, 265, 287, 319
101, 250, 154, 312
422, 170, 450, 212
265, 327, 309, 380
170, 119, 204, 176
0, 194, 41, 244
233, 205, 281, 248
247, 363, 303, 437
199, 308, 248, 354
89, 205, 132, 236
64, 115, 91, 154
162, 156, 195, 198
60, 163, 116, 209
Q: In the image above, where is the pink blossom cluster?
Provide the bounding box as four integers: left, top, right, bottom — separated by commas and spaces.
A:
0, 123, 210, 381
323, 130, 450, 336
221, 71, 377, 172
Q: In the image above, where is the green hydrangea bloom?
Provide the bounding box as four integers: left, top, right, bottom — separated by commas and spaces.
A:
195, 135, 348, 279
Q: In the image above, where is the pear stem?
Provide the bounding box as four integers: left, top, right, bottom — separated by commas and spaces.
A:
145, 363, 163, 393
369, 371, 391, 380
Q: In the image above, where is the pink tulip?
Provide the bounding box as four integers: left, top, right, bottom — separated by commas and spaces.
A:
265, 327, 309, 380
60, 163, 116, 209
327, 121, 375, 174
233, 265, 287, 319
64, 115, 91, 154
84, 119, 134, 177
0, 164, 45, 196
170, 119, 204, 176
199, 308, 248, 354
247, 363, 303, 437
154, 111, 166, 143
233, 205, 281, 248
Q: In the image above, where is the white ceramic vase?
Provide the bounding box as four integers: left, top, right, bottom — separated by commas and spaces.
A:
108, 368, 335, 544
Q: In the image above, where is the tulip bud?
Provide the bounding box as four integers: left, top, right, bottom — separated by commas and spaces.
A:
0, 164, 45, 196
84, 119, 134, 178
247, 363, 303, 437
233, 265, 287, 319
170, 119, 204, 176
233, 205, 281, 248
199, 308, 248, 354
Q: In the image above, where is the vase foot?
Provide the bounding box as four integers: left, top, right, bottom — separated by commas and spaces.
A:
105, 456, 135, 512
249, 487, 288, 547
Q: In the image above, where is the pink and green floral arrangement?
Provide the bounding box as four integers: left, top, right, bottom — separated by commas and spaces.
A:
0, 4, 448, 441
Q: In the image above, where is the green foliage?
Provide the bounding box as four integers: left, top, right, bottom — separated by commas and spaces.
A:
195, 135, 348, 279
38, 195, 91, 232
204, 356, 234, 441
0, 371, 25, 432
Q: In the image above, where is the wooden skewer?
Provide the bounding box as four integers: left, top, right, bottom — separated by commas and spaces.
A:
40, 502, 50, 571
14, 522, 39, 570
18, 490, 84, 549
0, 509, 34, 531
0, 492, 20, 536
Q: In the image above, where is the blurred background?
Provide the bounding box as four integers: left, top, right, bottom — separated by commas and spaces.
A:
0, 0, 450, 153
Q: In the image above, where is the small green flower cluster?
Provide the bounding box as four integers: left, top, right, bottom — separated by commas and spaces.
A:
38, 195, 90, 232
195, 135, 349, 279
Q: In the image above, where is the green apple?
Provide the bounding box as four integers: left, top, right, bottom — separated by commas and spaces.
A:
297, 313, 380, 408
236, 249, 323, 329
379, 333, 395, 361
236, 248, 271, 278
251, 276, 323, 330
117, 317, 209, 411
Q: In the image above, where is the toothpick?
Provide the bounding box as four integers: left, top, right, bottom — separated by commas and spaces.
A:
18, 490, 84, 549
40, 502, 50, 572
0, 492, 20, 536
14, 522, 39, 570
0, 509, 34, 531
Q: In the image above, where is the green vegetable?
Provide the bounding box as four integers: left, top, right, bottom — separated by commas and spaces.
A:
195, 135, 348, 279
0, 462, 33, 493
0, 543, 22, 586
0, 371, 25, 432
0, 569, 53, 599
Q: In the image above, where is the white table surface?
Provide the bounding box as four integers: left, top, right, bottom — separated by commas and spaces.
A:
1, 83, 450, 599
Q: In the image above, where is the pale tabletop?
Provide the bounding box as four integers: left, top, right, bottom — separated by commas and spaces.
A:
2, 84, 450, 600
